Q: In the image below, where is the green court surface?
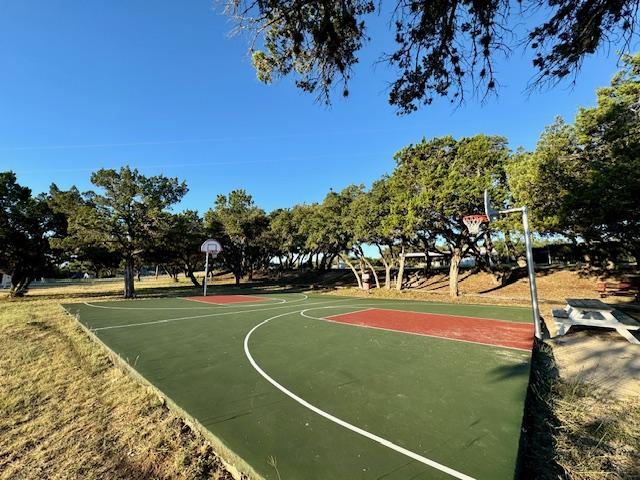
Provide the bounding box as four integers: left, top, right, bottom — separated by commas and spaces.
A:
64, 292, 534, 480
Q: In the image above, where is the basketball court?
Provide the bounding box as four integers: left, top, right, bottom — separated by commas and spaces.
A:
64, 291, 534, 480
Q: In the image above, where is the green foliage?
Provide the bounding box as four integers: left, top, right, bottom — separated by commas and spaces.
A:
391, 135, 509, 246
145, 211, 207, 286
54, 167, 188, 297
506, 118, 582, 234
205, 190, 269, 284
0, 172, 60, 296
227, 0, 638, 112
509, 54, 640, 261
48, 184, 121, 277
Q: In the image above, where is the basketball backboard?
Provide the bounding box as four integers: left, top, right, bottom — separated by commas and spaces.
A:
484, 190, 499, 222
201, 239, 222, 254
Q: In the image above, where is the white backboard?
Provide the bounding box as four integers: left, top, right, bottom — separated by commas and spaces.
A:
201, 239, 222, 254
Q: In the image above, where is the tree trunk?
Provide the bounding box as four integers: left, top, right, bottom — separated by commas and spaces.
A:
632, 244, 640, 267
339, 254, 363, 289
234, 272, 241, 285
379, 254, 391, 290
449, 248, 462, 298
187, 269, 201, 287
505, 232, 517, 262
377, 244, 393, 289
362, 257, 380, 289
10, 272, 32, 297
124, 258, 136, 298
396, 245, 406, 291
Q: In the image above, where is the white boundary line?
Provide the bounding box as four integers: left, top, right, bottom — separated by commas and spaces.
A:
182, 295, 285, 306
86, 296, 350, 331
346, 306, 533, 326
243, 309, 477, 480
300, 306, 532, 353
323, 293, 532, 311
82, 293, 308, 310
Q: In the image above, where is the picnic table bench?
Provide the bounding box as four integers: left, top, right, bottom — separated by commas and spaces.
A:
552, 298, 640, 344
595, 281, 639, 301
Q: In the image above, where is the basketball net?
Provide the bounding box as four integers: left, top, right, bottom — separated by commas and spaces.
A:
463, 214, 489, 235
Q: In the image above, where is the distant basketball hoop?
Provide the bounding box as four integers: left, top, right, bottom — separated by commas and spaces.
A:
200, 239, 222, 296
201, 239, 222, 255
462, 214, 489, 235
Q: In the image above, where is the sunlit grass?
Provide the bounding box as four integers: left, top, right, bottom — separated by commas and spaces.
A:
0, 277, 232, 480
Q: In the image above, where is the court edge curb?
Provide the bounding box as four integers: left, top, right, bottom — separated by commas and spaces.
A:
61, 304, 264, 480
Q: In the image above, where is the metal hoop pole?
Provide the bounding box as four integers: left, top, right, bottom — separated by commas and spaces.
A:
521, 206, 542, 339
203, 251, 209, 297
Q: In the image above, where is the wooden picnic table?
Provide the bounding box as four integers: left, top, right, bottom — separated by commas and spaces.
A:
552, 298, 640, 344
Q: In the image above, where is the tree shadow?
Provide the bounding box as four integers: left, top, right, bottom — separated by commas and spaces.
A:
10, 279, 313, 303
515, 338, 566, 479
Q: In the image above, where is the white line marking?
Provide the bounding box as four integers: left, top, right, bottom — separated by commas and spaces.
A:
182, 295, 286, 306
82, 293, 308, 310
300, 306, 532, 353
349, 306, 532, 326
87, 296, 344, 331
243, 309, 477, 480
82, 301, 217, 310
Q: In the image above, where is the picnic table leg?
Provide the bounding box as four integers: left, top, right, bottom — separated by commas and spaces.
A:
557, 321, 571, 337
615, 327, 640, 344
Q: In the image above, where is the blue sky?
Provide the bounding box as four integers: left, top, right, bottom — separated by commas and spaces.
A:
0, 1, 623, 214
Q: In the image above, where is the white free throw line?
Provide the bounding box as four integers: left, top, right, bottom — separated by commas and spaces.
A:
243, 309, 477, 480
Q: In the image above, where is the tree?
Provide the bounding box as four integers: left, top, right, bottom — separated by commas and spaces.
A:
227, 0, 638, 113
205, 190, 269, 285
509, 54, 640, 263
313, 185, 367, 288
392, 135, 509, 296
268, 208, 307, 270
506, 119, 582, 236
145, 211, 207, 286
58, 167, 187, 298
48, 185, 121, 278
350, 178, 398, 288
0, 172, 60, 296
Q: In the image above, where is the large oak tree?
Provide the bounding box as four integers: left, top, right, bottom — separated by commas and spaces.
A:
57, 167, 188, 298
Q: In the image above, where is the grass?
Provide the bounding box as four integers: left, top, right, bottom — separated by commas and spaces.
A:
553, 379, 640, 479
0, 278, 234, 480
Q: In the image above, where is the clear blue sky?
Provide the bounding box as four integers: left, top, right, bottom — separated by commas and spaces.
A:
0, 1, 623, 214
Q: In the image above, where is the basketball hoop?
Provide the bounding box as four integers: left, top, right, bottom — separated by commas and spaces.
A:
463, 214, 489, 235
201, 239, 222, 296
201, 239, 222, 256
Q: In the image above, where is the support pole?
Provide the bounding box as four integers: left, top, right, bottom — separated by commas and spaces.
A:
203, 251, 209, 297
521, 206, 542, 339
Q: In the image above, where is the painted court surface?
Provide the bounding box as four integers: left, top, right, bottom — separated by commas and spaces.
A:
64, 292, 534, 480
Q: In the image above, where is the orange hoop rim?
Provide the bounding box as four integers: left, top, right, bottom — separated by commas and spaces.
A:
463, 214, 489, 234
463, 214, 489, 223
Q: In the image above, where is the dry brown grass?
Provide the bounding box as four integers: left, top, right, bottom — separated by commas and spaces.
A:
0, 278, 233, 480
552, 380, 640, 479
